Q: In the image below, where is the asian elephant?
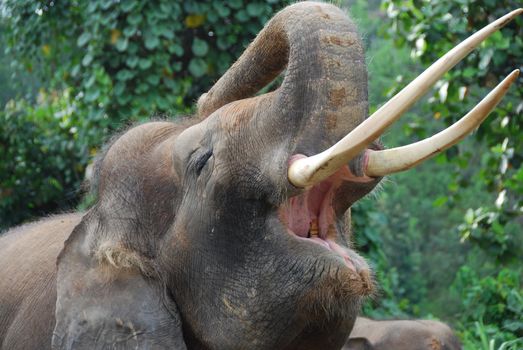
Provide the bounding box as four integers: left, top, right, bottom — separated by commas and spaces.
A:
0, 2, 520, 349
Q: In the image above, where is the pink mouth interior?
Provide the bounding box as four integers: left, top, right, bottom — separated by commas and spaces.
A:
279, 179, 335, 240
278, 157, 363, 271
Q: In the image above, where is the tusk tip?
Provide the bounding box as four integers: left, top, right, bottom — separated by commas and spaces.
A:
505, 69, 520, 84
501, 8, 523, 24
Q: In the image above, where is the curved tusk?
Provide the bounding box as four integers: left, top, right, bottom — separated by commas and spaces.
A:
288, 8, 522, 188
365, 69, 520, 177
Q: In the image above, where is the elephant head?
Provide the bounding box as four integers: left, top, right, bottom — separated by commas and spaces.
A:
52, 2, 520, 349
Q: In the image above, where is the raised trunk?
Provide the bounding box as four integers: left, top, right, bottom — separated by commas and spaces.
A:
198, 2, 367, 149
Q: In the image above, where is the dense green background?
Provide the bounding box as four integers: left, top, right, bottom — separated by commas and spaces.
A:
1, 1, 521, 349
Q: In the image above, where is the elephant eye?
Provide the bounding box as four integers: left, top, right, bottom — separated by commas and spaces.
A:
194, 149, 213, 176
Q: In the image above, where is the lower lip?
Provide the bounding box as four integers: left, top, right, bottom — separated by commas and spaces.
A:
295, 235, 357, 272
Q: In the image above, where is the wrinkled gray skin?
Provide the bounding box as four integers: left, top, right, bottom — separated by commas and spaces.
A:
344, 318, 462, 350
0, 2, 456, 350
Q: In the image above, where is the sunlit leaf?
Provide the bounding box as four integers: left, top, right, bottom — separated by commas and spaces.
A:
110, 29, 121, 44
185, 14, 205, 28
192, 38, 209, 57
188, 58, 207, 77
77, 32, 91, 47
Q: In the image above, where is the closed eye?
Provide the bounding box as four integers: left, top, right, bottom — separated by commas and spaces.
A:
194, 149, 213, 176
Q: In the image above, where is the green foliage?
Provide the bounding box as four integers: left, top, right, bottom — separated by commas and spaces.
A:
381, 0, 523, 262
461, 320, 523, 350
352, 199, 412, 319
4, 0, 290, 121
379, 0, 523, 344
453, 267, 522, 336
0, 84, 111, 229
453, 267, 523, 349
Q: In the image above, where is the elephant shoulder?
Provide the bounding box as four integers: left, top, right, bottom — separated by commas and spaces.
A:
0, 213, 83, 350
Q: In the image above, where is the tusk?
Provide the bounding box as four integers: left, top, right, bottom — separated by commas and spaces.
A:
288, 8, 522, 188
365, 69, 520, 177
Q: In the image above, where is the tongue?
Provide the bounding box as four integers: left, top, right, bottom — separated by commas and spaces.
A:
318, 187, 335, 238
283, 195, 310, 237
280, 181, 336, 238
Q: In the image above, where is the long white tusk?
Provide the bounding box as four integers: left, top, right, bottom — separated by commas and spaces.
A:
288, 8, 522, 188
365, 69, 520, 177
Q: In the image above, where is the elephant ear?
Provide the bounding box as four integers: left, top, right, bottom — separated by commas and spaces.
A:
52, 216, 186, 350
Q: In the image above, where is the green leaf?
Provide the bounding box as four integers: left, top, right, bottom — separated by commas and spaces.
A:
156, 96, 170, 110
128, 13, 143, 26
87, 2, 98, 13
155, 25, 174, 39
117, 93, 132, 105
126, 56, 139, 68
146, 75, 160, 85
135, 83, 149, 94
85, 88, 100, 102
85, 75, 96, 88
462, 67, 476, 78
159, 2, 172, 13
144, 32, 160, 50
123, 26, 137, 37
127, 42, 139, 54
115, 38, 129, 52
478, 48, 494, 70
191, 38, 209, 57
217, 36, 230, 50
71, 65, 80, 77
235, 10, 249, 22
116, 69, 134, 81
138, 58, 153, 70
432, 196, 448, 207
82, 53, 93, 66
164, 78, 178, 91
171, 62, 182, 72
114, 81, 126, 96
121, 0, 137, 12
100, 0, 113, 10
188, 58, 207, 78
168, 44, 184, 56
246, 3, 265, 17
77, 32, 91, 47
213, 2, 231, 17
229, 0, 242, 10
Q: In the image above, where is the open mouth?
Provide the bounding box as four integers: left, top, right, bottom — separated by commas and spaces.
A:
278, 157, 368, 273
278, 179, 356, 270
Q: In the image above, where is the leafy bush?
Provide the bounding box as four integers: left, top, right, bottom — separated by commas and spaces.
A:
380, 0, 523, 342
352, 199, 412, 319
453, 266, 523, 349
4, 0, 290, 121
0, 83, 110, 229
381, 0, 523, 262
453, 267, 523, 337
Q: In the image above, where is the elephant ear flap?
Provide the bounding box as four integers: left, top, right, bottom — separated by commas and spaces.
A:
52, 218, 187, 350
